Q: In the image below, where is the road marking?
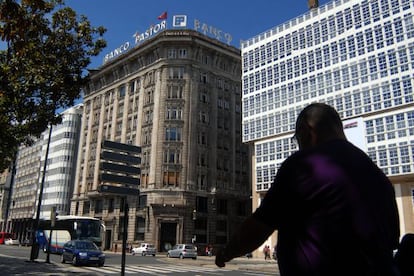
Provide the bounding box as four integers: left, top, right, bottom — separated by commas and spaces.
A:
244, 272, 273, 276
79, 264, 228, 275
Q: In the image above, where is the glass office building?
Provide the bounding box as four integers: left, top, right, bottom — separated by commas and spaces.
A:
241, 0, 414, 245
5, 105, 82, 243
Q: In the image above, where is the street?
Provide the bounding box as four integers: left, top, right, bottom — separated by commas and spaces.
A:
0, 245, 279, 275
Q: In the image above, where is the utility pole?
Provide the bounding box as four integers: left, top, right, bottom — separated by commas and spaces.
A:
98, 140, 141, 276
46, 206, 56, 263
121, 199, 129, 276
30, 125, 52, 261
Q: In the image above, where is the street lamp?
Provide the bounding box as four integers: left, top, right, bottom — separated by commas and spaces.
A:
192, 209, 197, 244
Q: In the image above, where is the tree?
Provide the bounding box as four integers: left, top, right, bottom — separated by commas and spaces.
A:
0, 0, 106, 171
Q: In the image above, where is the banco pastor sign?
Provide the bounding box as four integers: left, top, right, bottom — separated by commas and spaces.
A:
103, 20, 167, 64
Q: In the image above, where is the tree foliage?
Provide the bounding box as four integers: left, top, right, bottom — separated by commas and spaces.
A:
0, 0, 106, 171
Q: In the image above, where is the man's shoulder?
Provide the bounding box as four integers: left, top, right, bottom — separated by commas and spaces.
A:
312, 139, 362, 159
280, 151, 303, 169
280, 139, 366, 172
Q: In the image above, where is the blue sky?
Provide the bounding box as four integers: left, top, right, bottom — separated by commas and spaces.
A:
65, 0, 330, 68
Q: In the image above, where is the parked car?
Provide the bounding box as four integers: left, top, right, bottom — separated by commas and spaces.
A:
131, 243, 156, 256
167, 244, 197, 259
21, 238, 32, 246
4, 238, 20, 245
61, 240, 105, 267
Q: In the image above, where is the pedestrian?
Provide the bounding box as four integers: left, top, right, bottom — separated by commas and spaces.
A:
272, 245, 277, 260
263, 245, 271, 260
262, 245, 267, 260
215, 103, 400, 276
208, 245, 213, 256
394, 233, 414, 276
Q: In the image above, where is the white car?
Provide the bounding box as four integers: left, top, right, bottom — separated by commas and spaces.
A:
167, 244, 197, 259
5, 238, 20, 245
131, 243, 156, 256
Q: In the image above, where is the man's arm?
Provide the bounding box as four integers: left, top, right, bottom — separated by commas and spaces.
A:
215, 215, 274, 267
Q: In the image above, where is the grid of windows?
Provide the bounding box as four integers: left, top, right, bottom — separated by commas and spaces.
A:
244, 6, 413, 73
243, 0, 414, 192
254, 125, 414, 190
243, 73, 414, 141
244, 40, 414, 98
241, 0, 413, 50
255, 137, 297, 191
365, 111, 414, 143
367, 140, 414, 176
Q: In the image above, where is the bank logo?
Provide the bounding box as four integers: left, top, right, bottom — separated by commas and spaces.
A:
173, 15, 187, 27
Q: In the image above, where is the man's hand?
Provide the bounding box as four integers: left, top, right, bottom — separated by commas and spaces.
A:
215, 247, 230, 268
215, 249, 226, 267
214, 216, 273, 268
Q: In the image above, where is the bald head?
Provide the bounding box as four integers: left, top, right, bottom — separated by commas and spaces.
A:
294, 103, 346, 150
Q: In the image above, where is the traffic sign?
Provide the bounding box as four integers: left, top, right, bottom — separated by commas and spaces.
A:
102, 140, 141, 154
101, 162, 141, 174
99, 140, 141, 195
101, 151, 141, 164
100, 173, 140, 186
98, 184, 140, 195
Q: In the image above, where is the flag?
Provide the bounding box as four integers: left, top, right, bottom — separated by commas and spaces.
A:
157, 11, 167, 20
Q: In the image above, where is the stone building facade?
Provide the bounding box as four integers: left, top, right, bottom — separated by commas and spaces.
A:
71, 29, 251, 252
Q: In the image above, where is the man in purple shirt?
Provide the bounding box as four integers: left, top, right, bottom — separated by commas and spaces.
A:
216, 103, 400, 276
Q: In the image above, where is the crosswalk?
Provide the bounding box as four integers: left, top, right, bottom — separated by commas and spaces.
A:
74, 264, 229, 275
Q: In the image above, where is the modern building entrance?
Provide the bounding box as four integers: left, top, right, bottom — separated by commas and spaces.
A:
159, 222, 176, 252
104, 229, 112, 250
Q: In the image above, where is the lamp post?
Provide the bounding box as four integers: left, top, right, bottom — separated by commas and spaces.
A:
192, 209, 197, 244
30, 125, 52, 261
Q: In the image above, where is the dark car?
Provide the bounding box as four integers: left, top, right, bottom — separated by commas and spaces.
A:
61, 240, 105, 267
